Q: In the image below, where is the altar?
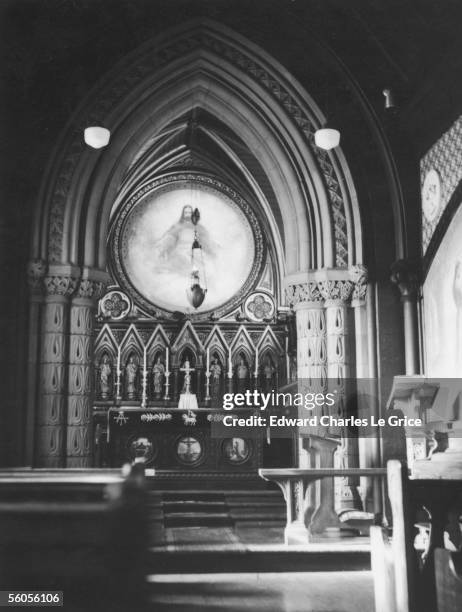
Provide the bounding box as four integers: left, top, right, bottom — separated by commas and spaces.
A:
102, 405, 264, 475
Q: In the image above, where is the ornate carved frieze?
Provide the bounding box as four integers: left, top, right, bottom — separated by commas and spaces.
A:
286, 282, 323, 305
44, 275, 78, 297
287, 275, 361, 307
76, 278, 106, 301
319, 280, 354, 304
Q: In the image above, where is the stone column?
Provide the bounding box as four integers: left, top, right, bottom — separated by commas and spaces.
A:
390, 260, 420, 375
319, 278, 359, 511
25, 260, 47, 465
287, 282, 327, 467
319, 279, 353, 383
351, 265, 376, 512
67, 273, 106, 467
36, 269, 78, 467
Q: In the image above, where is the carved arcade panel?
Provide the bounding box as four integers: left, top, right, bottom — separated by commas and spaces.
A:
93, 319, 287, 409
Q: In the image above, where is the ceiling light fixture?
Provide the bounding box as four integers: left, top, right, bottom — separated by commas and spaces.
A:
84, 126, 111, 149
314, 124, 341, 151
383, 88, 396, 110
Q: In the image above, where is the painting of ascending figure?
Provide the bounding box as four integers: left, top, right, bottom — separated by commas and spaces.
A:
121, 185, 255, 313
151, 204, 219, 270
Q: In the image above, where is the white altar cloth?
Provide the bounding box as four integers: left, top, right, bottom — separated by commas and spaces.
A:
178, 393, 199, 411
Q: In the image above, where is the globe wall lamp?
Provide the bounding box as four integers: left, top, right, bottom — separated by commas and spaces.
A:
84, 126, 111, 149
314, 125, 341, 151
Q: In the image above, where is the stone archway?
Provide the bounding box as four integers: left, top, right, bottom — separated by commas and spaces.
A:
26, 19, 398, 469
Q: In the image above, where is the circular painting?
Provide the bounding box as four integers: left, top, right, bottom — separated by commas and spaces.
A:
127, 436, 156, 464
176, 435, 203, 465
222, 438, 251, 464
114, 177, 261, 315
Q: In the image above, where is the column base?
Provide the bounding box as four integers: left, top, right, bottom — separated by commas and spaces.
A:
285, 521, 310, 545
66, 457, 93, 468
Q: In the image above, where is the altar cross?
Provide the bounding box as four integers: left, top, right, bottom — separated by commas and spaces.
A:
180, 359, 195, 394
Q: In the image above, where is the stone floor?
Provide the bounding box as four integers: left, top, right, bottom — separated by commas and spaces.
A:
148, 571, 374, 611
147, 487, 374, 610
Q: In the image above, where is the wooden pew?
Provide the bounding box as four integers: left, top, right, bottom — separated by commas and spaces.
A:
0, 464, 147, 612
370, 460, 462, 612
435, 549, 462, 612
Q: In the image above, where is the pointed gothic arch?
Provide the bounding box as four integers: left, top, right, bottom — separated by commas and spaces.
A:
31, 18, 371, 290
27, 18, 401, 469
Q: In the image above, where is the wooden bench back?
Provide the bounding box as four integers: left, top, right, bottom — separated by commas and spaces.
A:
0, 464, 147, 612
435, 549, 462, 612
371, 460, 462, 612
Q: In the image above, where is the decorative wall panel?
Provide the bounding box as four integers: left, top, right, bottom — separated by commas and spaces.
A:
421, 115, 462, 253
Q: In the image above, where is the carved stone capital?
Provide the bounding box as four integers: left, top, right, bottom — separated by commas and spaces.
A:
350, 265, 368, 304
319, 280, 354, 305
76, 278, 106, 301
286, 282, 323, 306
27, 259, 47, 295
352, 282, 367, 304
350, 264, 368, 285
44, 275, 78, 298
390, 259, 420, 300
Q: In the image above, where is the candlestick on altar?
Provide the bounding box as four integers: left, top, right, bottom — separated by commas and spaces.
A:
141, 346, 147, 408
116, 345, 122, 400
204, 373, 211, 402
205, 349, 211, 402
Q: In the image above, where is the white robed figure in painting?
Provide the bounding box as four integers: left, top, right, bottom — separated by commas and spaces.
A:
151, 205, 219, 271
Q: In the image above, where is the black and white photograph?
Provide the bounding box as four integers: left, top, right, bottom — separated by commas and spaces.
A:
1, 1, 462, 610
